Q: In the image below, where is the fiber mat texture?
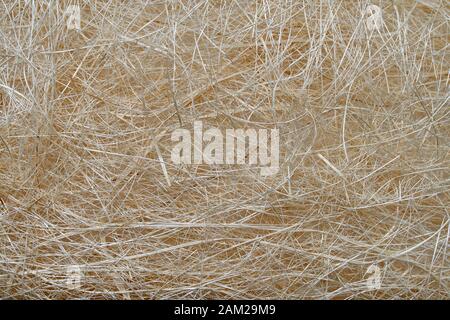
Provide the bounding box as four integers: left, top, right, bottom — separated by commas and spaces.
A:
0, 0, 448, 299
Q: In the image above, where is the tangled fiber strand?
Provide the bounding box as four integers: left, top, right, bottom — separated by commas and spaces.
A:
0, 0, 449, 299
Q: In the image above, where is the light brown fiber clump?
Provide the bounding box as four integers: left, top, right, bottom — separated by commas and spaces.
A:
0, 0, 449, 299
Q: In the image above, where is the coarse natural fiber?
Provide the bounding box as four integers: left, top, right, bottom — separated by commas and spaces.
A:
0, 0, 448, 299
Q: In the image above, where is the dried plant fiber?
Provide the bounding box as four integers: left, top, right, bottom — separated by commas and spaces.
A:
0, 0, 449, 299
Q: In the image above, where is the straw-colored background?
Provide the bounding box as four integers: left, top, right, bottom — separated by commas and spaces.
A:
0, 0, 448, 299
